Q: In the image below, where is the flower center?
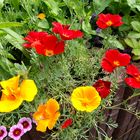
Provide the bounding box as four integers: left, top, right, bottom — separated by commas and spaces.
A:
135, 75, 140, 82
0, 130, 4, 137
13, 128, 21, 136
82, 102, 88, 107
113, 61, 120, 66
98, 83, 105, 89
22, 121, 29, 128
45, 50, 54, 56
106, 20, 113, 26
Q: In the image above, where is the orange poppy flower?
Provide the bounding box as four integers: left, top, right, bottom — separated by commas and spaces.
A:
0, 75, 37, 112
33, 98, 60, 132
71, 86, 101, 112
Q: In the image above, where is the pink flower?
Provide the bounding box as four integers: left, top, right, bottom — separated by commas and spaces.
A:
8, 124, 24, 140
18, 117, 32, 133
0, 126, 7, 140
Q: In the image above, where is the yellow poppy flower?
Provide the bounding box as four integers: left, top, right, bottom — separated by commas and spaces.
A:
37, 13, 46, 20
71, 86, 101, 112
0, 75, 37, 112
33, 98, 60, 132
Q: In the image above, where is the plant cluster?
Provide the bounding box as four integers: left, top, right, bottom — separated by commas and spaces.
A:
0, 0, 140, 140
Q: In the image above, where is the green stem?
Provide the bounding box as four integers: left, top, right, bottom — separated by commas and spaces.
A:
105, 92, 140, 109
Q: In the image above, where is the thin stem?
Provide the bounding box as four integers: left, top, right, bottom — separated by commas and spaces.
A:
105, 92, 140, 109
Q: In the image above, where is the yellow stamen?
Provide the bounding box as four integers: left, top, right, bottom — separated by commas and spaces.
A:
45, 50, 54, 56
135, 75, 140, 82
113, 61, 120, 66
106, 20, 113, 26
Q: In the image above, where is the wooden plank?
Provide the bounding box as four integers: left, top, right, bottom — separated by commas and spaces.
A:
112, 86, 134, 139
106, 84, 126, 138
122, 96, 140, 140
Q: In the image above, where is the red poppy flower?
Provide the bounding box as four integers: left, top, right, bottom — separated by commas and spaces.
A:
61, 118, 73, 129
125, 64, 140, 88
52, 22, 83, 40
93, 79, 111, 98
23, 31, 48, 48
96, 13, 123, 29
101, 49, 131, 73
23, 31, 65, 56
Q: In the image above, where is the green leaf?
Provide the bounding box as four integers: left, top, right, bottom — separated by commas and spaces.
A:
0, 42, 15, 60
0, 0, 4, 10
43, 0, 60, 16
2, 28, 30, 58
131, 21, 140, 32
63, 0, 86, 18
132, 48, 140, 55
37, 19, 49, 29
0, 30, 6, 36
128, 32, 140, 38
82, 20, 96, 35
124, 38, 138, 48
132, 55, 140, 60
92, 0, 113, 14
113, 40, 124, 50
0, 22, 23, 29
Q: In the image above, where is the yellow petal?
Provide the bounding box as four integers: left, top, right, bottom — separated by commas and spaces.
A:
36, 120, 49, 132
0, 75, 20, 91
20, 79, 38, 102
71, 86, 101, 112
0, 98, 23, 112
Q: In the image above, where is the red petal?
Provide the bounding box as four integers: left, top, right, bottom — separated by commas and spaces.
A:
118, 53, 131, 66
96, 20, 108, 29
105, 49, 120, 60
126, 64, 140, 76
101, 58, 114, 72
60, 30, 83, 40
93, 80, 111, 98
52, 22, 63, 34
23, 43, 32, 48
34, 44, 44, 55
125, 77, 140, 88
43, 35, 58, 50
61, 118, 73, 129
111, 15, 123, 27
54, 41, 65, 55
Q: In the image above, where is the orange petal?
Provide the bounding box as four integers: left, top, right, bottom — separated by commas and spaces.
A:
20, 79, 38, 102
46, 98, 60, 114
48, 112, 60, 130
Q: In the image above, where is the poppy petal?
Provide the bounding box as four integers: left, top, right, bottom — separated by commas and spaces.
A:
0, 98, 23, 112
0, 75, 20, 91
118, 54, 131, 66
54, 41, 65, 55
20, 80, 38, 102
101, 58, 114, 72
126, 64, 139, 76
125, 77, 140, 88
48, 112, 60, 130
36, 120, 49, 132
